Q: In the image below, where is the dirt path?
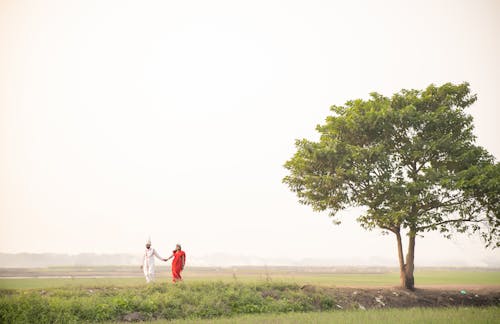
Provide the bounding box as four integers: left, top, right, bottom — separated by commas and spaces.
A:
332, 284, 500, 291
300, 285, 500, 309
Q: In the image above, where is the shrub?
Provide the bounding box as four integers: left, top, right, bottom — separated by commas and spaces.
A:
0, 282, 338, 323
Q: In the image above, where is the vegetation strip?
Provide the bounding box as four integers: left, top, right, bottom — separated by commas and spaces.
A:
1, 282, 499, 323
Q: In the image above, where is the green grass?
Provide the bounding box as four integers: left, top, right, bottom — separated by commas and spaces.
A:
1, 273, 499, 323
162, 307, 500, 324
0, 277, 147, 289
1, 270, 499, 290
0, 282, 338, 323
196, 270, 500, 286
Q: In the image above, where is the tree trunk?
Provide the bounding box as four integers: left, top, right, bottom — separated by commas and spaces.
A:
395, 229, 416, 290
395, 230, 405, 284
404, 231, 416, 290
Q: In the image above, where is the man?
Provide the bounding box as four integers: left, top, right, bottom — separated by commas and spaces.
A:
140, 237, 165, 283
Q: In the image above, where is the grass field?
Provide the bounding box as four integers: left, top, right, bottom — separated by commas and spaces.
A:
1, 268, 499, 323
1, 269, 500, 289
2, 280, 499, 323
162, 307, 500, 324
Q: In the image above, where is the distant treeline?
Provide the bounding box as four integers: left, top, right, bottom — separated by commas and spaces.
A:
1, 253, 499, 268
0, 253, 138, 268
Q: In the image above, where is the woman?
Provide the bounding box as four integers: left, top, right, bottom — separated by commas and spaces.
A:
165, 244, 186, 282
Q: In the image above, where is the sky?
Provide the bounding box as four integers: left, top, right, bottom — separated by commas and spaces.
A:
0, 0, 499, 267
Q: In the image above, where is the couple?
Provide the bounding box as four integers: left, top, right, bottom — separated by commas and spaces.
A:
141, 238, 186, 283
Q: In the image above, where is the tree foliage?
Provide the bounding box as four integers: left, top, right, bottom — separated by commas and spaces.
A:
284, 82, 499, 247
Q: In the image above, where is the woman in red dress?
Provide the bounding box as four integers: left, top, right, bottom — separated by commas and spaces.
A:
165, 244, 186, 282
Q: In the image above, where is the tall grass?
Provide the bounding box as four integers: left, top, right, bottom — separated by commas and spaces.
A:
0, 282, 337, 323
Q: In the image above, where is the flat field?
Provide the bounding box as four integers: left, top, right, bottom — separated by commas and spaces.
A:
162, 307, 500, 324
1, 266, 500, 289
0, 267, 499, 323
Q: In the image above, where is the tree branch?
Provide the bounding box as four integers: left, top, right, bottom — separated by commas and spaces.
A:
379, 224, 400, 234
418, 194, 465, 214
416, 217, 487, 232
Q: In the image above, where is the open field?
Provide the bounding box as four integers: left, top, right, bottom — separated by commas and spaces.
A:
1, 266, 500, 289
1, 281, 499, 323
1, 267, 499, 323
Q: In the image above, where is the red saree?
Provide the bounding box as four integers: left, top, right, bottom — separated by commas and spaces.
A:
171, 250, 185, 282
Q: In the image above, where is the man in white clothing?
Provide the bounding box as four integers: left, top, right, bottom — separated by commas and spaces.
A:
140, 237, 166, 283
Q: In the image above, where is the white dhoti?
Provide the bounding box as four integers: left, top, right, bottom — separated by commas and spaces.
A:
143, 248, 163, 283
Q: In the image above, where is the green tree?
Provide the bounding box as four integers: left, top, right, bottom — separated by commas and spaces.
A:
283, 83, 499, 290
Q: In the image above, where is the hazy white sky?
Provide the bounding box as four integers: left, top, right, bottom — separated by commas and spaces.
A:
1, 0, 499, 266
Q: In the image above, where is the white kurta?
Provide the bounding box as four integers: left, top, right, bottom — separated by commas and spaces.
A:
142, 248, 163, 283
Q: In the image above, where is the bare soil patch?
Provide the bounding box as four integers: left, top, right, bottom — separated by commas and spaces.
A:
301, 285, 500, 309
